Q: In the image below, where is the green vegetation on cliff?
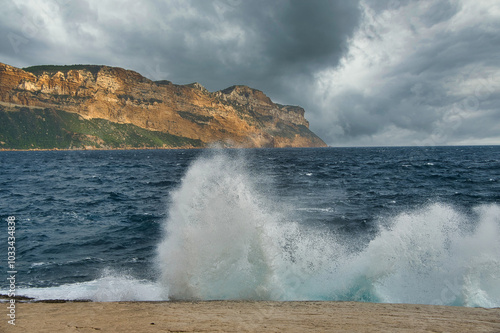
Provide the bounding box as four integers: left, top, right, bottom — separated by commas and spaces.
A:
0, 106, 204, 150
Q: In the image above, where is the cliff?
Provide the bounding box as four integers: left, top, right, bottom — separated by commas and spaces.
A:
0, 62, 327, 149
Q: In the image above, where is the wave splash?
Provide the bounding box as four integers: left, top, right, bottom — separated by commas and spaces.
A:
16, 270, 164, 302
157, 150, 500, 307
344, 204, 500, 307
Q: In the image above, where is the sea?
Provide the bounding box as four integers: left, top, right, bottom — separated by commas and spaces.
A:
1, 146, 499, 307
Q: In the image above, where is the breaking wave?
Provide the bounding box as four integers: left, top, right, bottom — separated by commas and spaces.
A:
156, 150, 500, 307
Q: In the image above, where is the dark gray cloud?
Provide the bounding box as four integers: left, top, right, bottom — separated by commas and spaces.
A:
308, 0, 500, 146
1, 0, 499, 146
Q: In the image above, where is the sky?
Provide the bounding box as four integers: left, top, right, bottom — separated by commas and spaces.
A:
1, 0, 499, 146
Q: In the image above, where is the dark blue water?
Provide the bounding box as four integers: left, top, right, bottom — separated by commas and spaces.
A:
1, 147, 499, 306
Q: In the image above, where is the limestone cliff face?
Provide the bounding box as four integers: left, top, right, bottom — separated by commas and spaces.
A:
0, 62, 326, 149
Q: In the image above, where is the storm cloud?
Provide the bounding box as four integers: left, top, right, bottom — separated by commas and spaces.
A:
312, 0, 500, 146
1, 0, 499, 146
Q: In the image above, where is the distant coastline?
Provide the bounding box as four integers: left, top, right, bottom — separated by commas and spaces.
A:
0, 62, 327, 150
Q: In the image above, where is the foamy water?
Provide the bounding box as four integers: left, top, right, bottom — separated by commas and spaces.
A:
17, 271, 164, 302
4, 147, 500, 306
155, 151, 500, 306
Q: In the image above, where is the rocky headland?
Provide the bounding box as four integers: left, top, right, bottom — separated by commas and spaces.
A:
0, 62, 326, 149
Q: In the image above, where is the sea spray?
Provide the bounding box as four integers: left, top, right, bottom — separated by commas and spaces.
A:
342, 204, 500, 306
325, 204, 499, 306
155, 150, 344, 300
158, 151, 286, 300
156, 150, 500, 306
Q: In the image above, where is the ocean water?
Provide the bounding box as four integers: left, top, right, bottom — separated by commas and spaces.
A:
1, 146, 499, 307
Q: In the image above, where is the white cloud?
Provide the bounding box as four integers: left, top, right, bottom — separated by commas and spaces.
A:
310, 0, 500, 146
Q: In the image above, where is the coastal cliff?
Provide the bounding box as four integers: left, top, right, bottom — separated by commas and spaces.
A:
0, 62, 326, 149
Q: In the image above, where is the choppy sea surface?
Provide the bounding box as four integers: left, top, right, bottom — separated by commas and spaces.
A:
1, 146, 499, 307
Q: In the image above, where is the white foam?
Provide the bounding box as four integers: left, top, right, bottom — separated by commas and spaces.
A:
346, 204, 500, 306
156, 150, 500, 307
16, 271, 165, 302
